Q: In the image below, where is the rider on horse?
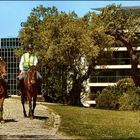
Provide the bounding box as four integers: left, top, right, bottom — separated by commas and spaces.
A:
17, 44, 42, 94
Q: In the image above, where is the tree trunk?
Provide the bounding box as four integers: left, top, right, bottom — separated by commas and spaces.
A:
68, 79, 83, 106
68, 60, 97, 106
129, 50, 140, 86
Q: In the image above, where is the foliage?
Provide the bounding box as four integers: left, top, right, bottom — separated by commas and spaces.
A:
17, 5, 115, 106
116, 77, 135, 93
94, 4, 140, 39
96, 78, 140, 110
96, 86, 119, 110
118, 91, 140, 111
43, 64, 68, 104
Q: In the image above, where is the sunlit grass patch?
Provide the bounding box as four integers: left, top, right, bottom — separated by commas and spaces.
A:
47, 104, 140, 139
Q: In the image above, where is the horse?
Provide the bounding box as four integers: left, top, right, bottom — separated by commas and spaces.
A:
21, 65, 41, 119
0, 58, 7, 123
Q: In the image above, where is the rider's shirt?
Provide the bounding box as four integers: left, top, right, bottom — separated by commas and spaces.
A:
19, 52, 38, 71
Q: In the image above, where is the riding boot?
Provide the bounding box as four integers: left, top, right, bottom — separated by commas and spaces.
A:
17, 77, 20, 89
20, 80, 24, 96
17, 79, 23, 96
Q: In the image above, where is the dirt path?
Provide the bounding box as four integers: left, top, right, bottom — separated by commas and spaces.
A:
0, 97, 70, 139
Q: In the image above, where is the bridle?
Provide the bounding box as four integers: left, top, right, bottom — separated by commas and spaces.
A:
27, 71, 37, 85
26, 66, 38, 92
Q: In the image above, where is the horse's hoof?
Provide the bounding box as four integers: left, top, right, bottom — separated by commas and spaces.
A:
30, 116, 34, 119
0, 120, 5, 124
24, 114, 27, 117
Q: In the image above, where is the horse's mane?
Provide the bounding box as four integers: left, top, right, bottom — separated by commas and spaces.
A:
24, 66, 39, 90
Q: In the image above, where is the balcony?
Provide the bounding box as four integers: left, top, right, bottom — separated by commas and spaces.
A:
90, 76, 130, 83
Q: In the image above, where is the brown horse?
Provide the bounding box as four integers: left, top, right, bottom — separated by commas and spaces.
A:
0, 58, 7, 123
21, 65, 40, 119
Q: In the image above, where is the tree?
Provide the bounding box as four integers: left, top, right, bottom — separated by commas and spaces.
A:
91, 4, 140, 86
17, 5, 115, 106
39, 11, 91, 106
39, 10, 115, 106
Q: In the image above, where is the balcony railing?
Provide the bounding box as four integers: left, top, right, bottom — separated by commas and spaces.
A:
90, 76, 130, 83
103, 58, 131, 65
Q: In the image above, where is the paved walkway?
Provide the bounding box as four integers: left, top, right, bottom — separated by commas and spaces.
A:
0, 97, 71, 139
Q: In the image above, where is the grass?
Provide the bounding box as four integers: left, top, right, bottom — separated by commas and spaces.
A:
46, 104, 140, 139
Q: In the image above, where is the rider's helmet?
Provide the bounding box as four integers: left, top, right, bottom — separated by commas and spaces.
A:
27, 44, 34, 54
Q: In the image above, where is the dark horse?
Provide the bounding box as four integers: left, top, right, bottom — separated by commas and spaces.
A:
0, 58, 7, 123
21, 65, 40, 119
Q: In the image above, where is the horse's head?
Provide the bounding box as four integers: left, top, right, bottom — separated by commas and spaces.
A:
29, 65, 36, 71
28, 65, 37, 85
0, 58, 7, 79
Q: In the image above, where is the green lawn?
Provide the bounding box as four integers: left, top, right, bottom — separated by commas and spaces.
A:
47, 104, 140, 139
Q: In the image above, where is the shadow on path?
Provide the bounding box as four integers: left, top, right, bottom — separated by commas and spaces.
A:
33, 115, 48, 120
4, 119, 18, 123
0, 134, 53, 140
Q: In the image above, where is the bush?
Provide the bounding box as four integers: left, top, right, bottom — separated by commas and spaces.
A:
96, 86, 119, 110
118, 90, 140, 111
116, 78, 135, 93
96, 78, 140, 110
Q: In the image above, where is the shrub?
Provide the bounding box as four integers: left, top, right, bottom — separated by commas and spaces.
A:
96, 86, 119, 110
118, 90, 140, 111
116, 78, 135, 93
96, 78, 139, 110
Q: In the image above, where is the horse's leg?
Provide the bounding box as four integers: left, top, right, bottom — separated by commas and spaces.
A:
0, 106, 3, 122
32, 95, 37, 117
28, 97, 33, 119
27, 91, 33, 119
0, 98, 4, 123
21, 92, 27, 117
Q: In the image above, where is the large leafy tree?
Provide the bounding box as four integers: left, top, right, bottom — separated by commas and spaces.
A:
18, 5, 115, 106
91, 4, 140, 86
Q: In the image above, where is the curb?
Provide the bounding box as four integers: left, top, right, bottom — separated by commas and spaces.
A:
38, 102, 61, 136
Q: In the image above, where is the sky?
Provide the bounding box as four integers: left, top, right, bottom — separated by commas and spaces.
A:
0, 1, 140, 38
